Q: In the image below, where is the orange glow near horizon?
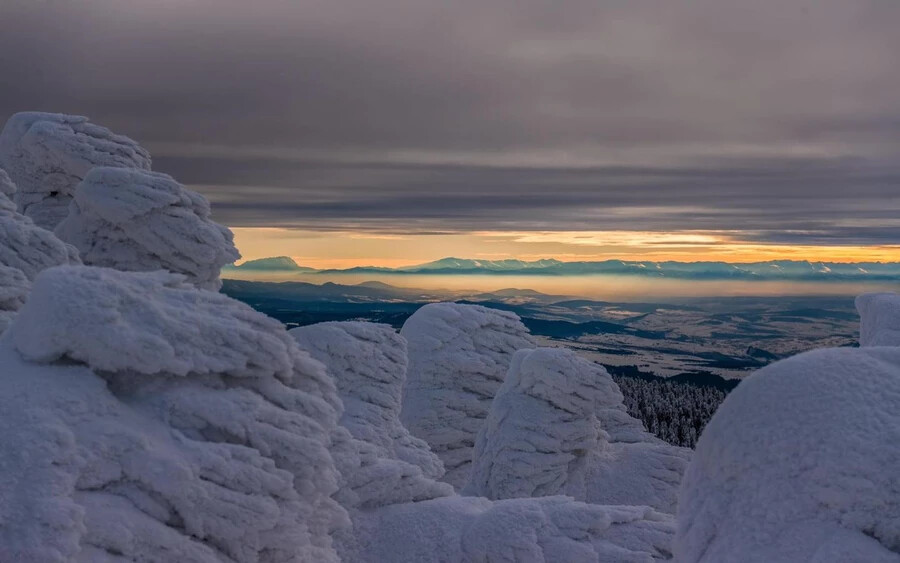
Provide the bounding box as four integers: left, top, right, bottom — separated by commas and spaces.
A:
229, 227, 900, 269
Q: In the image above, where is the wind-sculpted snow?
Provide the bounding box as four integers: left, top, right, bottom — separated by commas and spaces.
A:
0, 112, 151, 229
675, 347, 900, 562
400, 303, 537, 488
856, 293, 900, 347
342, 495, 676, 562
466, 347, 690, 513
2, 265, 347, 562
290, 321, 452, 558
0, 168, 79, 331
291, 321, 445, 478
0, 265, 29, 331
0, 168, 15, 208
55, 167, 239, 290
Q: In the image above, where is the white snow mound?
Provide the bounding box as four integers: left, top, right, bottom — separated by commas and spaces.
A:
344, 495, 676, 563
0, 112, 151, 229
856, 293, 900, 347
291, 321, 445, 478
400, 303, 537, 488
675, 346, 900, 562
1, 265, 347, 562
466, 347, 690, 513
55, 167, 239, 290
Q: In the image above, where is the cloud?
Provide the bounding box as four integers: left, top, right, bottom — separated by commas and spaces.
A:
1, 0, 899, 248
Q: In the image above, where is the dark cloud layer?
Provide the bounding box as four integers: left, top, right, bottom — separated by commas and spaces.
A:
1, 0, 899, 246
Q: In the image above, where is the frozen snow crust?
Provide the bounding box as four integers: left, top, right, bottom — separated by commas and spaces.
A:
400, 302, 537, 488
55, 167, 239, 290
2, 265, 347, 562
675, 346, 900, 562
0, 112, 151, 229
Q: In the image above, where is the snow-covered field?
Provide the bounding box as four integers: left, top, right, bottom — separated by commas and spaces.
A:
0, 112, 897, 562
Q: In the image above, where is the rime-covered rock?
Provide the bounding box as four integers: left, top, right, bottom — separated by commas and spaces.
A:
400, 303, 536, 488
291, 321, 444, 479
55, 167, 239, 290
856, 293, 900, 347
466, 347, 690, 513
342, 495, 676, 562
0, 112, 151, 229
1, 265, 347, 562
675, 346, 900, 562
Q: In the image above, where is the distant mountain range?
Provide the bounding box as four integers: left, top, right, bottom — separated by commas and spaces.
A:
223, 256, 317, 272
226, 256, 900, 281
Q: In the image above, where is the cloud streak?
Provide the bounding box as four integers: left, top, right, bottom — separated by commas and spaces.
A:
1, 0, 898, 251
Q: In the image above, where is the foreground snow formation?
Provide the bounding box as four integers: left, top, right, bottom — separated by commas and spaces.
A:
55, 167, 239, 290
0, 168, 80, 331
856, 293, 900, 347
0, 112, 151, 229
343, 495, 676, 563
401, 303, 537, 488
2, 265, 347, 562
466, 347, 690, 513
290, 321, 445, 479
675, 346, 900, 562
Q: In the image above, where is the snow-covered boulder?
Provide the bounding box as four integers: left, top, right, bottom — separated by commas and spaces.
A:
290, 321, 445, 479
2, 265, 347, 562
466, 347, 690, 513
400, 303, 537, 488
342, 495, 675, 562
55, 167, 239, 290
856, 293, 900, 347
0, 112, 151, 229
675, 346, 900, 562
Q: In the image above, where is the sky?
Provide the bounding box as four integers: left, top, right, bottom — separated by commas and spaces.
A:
1, 0, 899, 267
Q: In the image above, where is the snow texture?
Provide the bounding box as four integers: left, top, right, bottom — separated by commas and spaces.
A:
675, 346, 900, 562
0, 167, 80, 331
2, 265, 347, 562
466, 347, 690, 514
400, 302, 537, 488
856, 293, 900, 347
343, 495, 676, 563
290, 321, 452, 560
54, 167, 239, 290
290, 321, 445, 479
0, 112, 151, 229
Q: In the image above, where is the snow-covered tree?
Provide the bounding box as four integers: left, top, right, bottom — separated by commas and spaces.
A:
613, 375, 727, 448
675, 346, 900, 562
291, 321, 445, 479
2, 265, 348, 562
465, 347, 690, 513
0, 112, 151, 229
400, 302, 536, 488
55, 167, 239, 290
